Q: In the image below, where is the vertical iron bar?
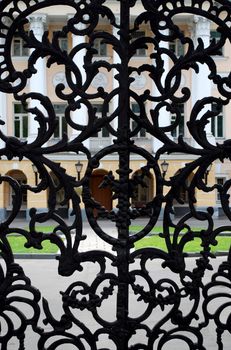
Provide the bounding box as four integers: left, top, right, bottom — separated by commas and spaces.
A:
115, 1, 131, 347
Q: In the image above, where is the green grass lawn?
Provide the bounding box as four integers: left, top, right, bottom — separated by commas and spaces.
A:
130, 225, 200, 234
7, 236, 59, 254
2, 225, 230, 254
6, 226, 59, 254
6, 234, 230, 254
134, 235, 231, 252
131, 226, 230, 252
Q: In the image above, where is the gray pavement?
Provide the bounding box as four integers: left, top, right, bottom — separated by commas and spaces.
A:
10, 215, 231, 229
3, 217, 231, 348
6, 256, 231, 349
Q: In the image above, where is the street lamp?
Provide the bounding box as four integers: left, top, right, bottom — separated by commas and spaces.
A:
161, 160, 169, 179
32, 164, 38, 185
75, 161, 83, 181
205, 163, 212, 185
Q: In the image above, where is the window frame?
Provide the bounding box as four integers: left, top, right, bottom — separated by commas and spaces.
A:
92, 103, 109, 138
131, 103, 146, 138
131, 31, 146, 57
12, 35, 29, 57
210, 30, 223, 56
58, 37, 68, 52
93, 37, 107, 57
169, 38, 184, 57
211, 103, 224, 138
14, 103, 28, 139
170, 104, 185, 138
53, 104, 68, 139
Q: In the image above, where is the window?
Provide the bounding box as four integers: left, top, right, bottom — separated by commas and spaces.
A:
53, 104, 67, 139
93, 37, 107, 56
14, 104, 28, 139
92, 103, 109, 137
131, 31, 146, 56
210, 30, 223, 55
12, 35, 28, 56
53, 31, 68, 52
211, 103, 223, 138
169, 30, 184, 57
216, 177, 225, 201
171, 104, 184, 137
131, 103, 146, 137
58, 37, 68, 51
169, 38, 184, 57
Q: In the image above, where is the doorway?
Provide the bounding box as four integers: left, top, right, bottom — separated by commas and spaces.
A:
131, 170, 154, 208
4, 170, 27, 218
48, 171, 69, 218
90, 170, 112, 216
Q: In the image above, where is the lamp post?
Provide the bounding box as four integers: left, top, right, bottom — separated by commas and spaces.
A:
75, 161, 83, 181
32, 164, 38, 185
161, 160, 169, 179
205, 163, 212, 185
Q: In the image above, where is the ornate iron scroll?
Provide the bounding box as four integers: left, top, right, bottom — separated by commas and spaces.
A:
0, 0, 230, 348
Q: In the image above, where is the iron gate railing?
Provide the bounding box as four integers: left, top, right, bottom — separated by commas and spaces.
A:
0, 0, 230, 349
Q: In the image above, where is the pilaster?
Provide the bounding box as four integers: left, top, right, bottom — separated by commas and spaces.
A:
68, 17, 89, 149
28, 14, 47, 143
152, 29, 171, 153
192, 16, 215, 145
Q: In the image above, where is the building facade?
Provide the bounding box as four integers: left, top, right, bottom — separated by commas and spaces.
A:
0, 1, 230, 219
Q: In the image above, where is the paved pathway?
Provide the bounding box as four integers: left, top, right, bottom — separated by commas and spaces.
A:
4, 217, 231, 348
6, 256, 230, 349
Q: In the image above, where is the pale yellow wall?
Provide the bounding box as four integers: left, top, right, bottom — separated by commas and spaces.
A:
27, 190, 48, 209
1, 9, 228, 215
9, 19, 230, 139
0, 156, 218, 212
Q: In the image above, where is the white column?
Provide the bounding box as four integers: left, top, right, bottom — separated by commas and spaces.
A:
152, 29, 171, 153
69, 20, 89, 149
28, 14, 47, 143
112, 15, 120, 138
192, 16, 215, 145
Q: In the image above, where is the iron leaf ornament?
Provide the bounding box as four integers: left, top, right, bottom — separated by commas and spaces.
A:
0, 0, 230, 348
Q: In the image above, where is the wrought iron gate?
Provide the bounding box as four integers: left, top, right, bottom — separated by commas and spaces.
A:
0, 0, 230, 348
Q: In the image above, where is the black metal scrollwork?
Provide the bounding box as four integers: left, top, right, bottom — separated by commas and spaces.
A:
0, 0, 230, 348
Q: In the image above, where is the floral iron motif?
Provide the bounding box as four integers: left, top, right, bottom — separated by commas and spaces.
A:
0, 0, 230, 349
